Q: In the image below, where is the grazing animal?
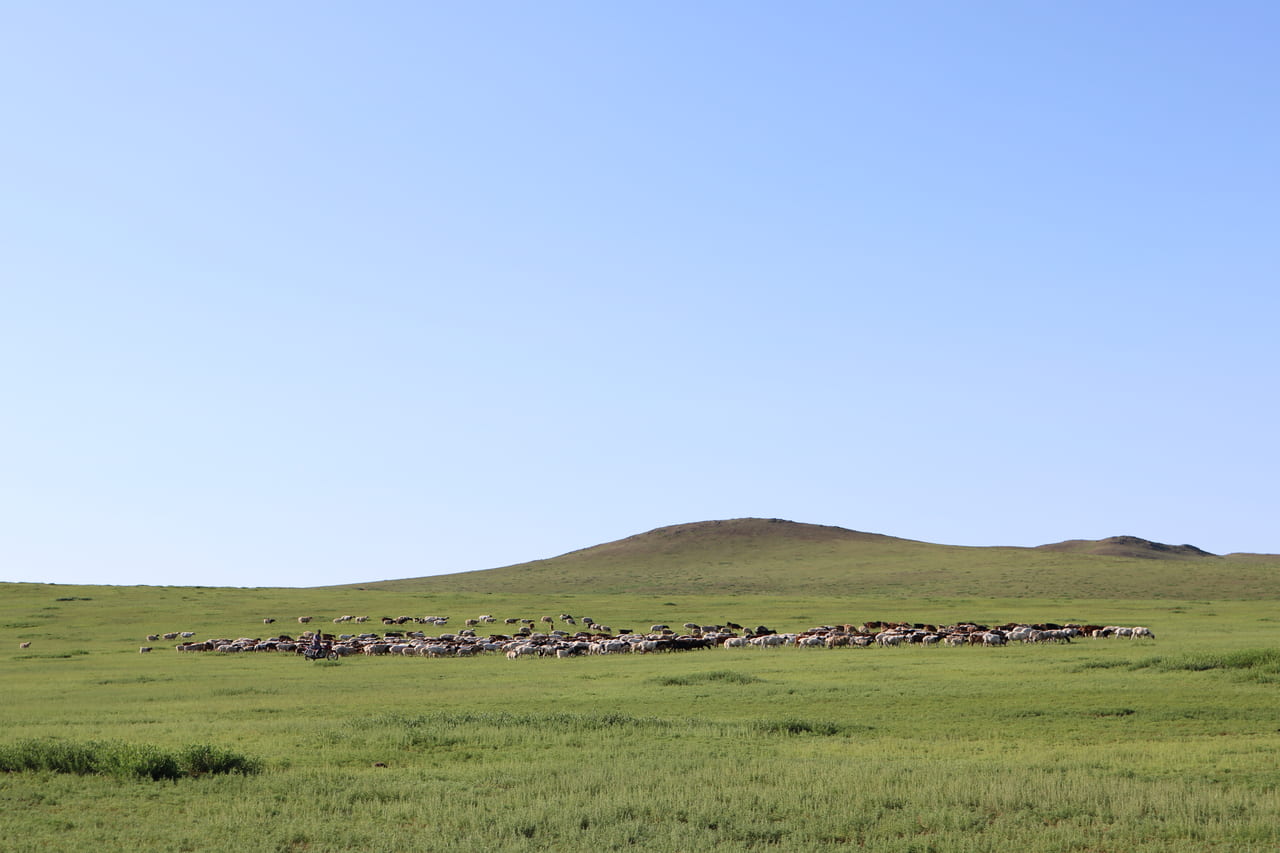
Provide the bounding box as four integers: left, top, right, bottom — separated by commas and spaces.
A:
298, 616, 313, 624
19, 642, 31, 649
263, 618, 275, 624
139, 646, 153, 653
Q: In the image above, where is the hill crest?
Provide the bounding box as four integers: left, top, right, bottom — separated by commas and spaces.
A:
344, 518, 1279, 599
554, 518, 910, 558
1035, 535, 1218, 559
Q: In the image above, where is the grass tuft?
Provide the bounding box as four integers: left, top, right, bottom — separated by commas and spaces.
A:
0, 739, 261, 781
654, 670, 762, 686
751, 719, 846, 736
177, 743, 264, 776
1131, 648, 1280, 672
351, 710, 672, 733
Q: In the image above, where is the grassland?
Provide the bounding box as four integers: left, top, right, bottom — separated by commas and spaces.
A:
3, 574, 1280, 852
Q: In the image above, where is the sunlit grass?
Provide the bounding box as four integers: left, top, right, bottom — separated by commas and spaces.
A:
3, 582, 1280, 850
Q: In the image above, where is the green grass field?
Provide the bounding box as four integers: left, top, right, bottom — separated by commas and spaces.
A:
3, 577, 1279, 852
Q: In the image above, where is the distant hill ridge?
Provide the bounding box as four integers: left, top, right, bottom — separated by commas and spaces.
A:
347, 518, 1280, 599
557, 518, 910, 556
586, 520, 1221, 558
1036, 535, 1218, 559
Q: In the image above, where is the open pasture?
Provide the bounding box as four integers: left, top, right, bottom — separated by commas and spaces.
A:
3, 583, 1279, 852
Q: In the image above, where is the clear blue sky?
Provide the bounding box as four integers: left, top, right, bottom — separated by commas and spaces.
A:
3, 2, 1276, 587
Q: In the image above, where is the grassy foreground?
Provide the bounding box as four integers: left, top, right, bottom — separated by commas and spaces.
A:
2, 583, 1279, 852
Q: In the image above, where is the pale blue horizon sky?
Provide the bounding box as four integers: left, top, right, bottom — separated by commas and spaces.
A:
2, 2, 1277, 587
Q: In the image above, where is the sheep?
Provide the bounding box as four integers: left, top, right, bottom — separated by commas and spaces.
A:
298, 616, 313, 624
139, 646, 153, 653
19, 641, 31, 649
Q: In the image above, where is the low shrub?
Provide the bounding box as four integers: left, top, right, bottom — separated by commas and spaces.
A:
177, 743, 264, 776
0, 739, 261, 781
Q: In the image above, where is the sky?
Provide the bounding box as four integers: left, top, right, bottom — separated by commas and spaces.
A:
2, 2, 1277, 587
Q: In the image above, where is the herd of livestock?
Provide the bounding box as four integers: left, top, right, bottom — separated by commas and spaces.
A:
139, 613, 1156, 657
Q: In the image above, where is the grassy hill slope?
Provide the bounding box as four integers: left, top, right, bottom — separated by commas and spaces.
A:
342, 518, 1280, 599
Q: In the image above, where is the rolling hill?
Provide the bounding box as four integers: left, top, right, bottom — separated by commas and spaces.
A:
341, 518, 1280, 600
1035, 536, 1218, 559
